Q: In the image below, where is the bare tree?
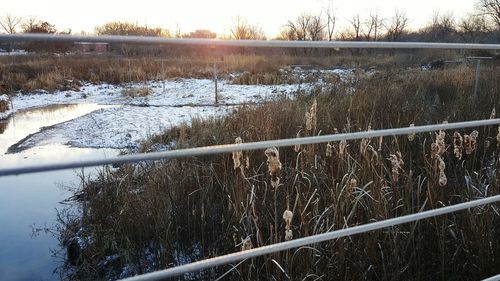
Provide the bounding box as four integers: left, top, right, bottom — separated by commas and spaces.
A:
477, 0, 500, 27
230, 16, 266, 40
307, 14, 326, 41
282, 14, 325, 41
0, 14, 22, 34
348, 14, 363, 40
286, 15, 310, 40
421, 12, 457, 42
385, 10, 409, 41
326, 5, 336, 41
459, 13, 490, 41
21, 16, 39, 33
364, 13, 384, 41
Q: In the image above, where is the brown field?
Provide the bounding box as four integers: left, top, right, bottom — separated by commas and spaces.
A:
54, 61, 500, 280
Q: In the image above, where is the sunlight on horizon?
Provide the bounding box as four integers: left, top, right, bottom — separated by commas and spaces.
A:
3, 0, 475, 37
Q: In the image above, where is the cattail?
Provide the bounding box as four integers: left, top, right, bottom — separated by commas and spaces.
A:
431, 143, 439, 159
241, 237, 253, 251
388, 152, 404, 182
283, 210, 293, 229
245, 155, 250, 169
232, 137, 243, 169
490, 108, 496, 119
407, 123, 415, 141
439, 171, 447, 186
378, 136, 383, 152
265, 147, 282, 188
360, 137, 369, 158
453, 132, 463, 160
310, 98, 317, 130
436, 130, 446, 156
339, 140, 347, 157
470, 130, 479, 152
497, 127, 500, 148
294, 131, 301, 152
283, 210, 293, 241
437, 155, 446, 172
326, 143, 333, 157
464, 134, 471, 155
347, 178, 357, 194
464, 130, 479, 154
305, 112, 312, 131
360, 126, 371, 158
367, 145, 378, 161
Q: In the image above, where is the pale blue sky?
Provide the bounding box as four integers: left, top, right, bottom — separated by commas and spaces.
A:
3, 0, 476, 36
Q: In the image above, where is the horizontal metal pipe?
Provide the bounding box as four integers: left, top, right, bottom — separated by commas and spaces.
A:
1, 34, 500, 50
121, 195, 500, 281
0, 118, 498, 177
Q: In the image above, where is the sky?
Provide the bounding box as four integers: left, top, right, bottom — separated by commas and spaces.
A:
2, 0, 476, 37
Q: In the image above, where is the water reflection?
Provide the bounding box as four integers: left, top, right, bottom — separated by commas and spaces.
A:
0, 104, 119, 281
0, 104, 111, 154
0, 144, 119, 281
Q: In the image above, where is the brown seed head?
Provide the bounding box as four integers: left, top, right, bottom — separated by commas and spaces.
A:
232, 137, 243, 169
453, 131, 463, 160
241, 237, 253, 251
497, 127, 500, 148
347, 178, 357, 194
407, 123, 415, 141
439, 171, 447, 186
326, 143, 333, 157
305, 112, 312, 131
283, 210, 293, 229
294, 131, 301, 152
265, 147, 282, 188
339, 140, 348, 157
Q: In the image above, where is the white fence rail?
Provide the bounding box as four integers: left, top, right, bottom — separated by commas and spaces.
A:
0, 35, 499, 280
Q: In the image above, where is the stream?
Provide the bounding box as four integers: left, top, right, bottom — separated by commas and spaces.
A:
0, 104, 119, 281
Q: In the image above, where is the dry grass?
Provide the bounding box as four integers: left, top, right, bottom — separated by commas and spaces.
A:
1, 49, 491, 94
0, 99, 9, 113
121, 86, 150, 98
55, 64, 500, 280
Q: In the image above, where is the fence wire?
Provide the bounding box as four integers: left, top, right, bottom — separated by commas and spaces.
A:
1, 34, 500, 50
0, 118, 499, 176
1, 35, 500, 280
121, 194, 500, 281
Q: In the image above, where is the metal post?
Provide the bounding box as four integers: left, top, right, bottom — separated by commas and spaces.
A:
214, 61, 218, 104
161, 60, 165, 93
128, 59, 132, 83
473, 59, 481, 98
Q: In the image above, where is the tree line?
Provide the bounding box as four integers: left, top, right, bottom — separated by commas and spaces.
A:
1, 0, 499, 43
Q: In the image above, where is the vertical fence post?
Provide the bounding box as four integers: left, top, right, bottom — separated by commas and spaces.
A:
161, 60, 165, 93
473, 59, 481, 98
214, 61, 218, 104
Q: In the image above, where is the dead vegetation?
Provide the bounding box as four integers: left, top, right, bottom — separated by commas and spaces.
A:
1, 49, 491, 95
54, 63, 500, 280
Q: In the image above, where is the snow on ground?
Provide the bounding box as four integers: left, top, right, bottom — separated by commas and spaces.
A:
1, 79, 305, 120
4, 78, 311, 151
4, 67, 356, 152
0, 49, 29, 56
13, 105, 231, 151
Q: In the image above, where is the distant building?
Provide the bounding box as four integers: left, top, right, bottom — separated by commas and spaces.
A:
73, 42, 109, 53
189, 30, 217, 39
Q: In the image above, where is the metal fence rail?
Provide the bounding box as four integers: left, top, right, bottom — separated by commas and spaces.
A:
1, 35, 500, 280
1, 34, 500, 50
0, 118, 499, 176
121, 195, 500, 281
